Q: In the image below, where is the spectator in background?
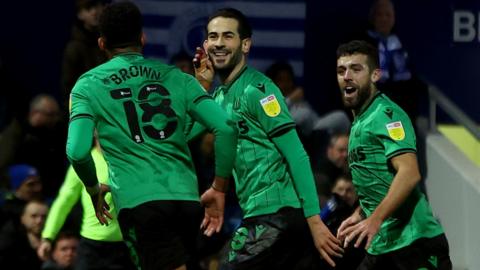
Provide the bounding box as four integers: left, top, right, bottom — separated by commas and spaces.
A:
319, 174, 357, 234
38, 140, 136, 270
319, 174, 364, 270
266, 61, 351, 137
265, 61, 350, 163
332, 174, 357, 208
0, 200, 49, 269
0, 94, 68, 198
363, 0, 426, 121
1, 164, 43, 227
170, 50, 195, 75
316, 132, 349, 186
42, 232, 80, 270
61, 0, 107, 109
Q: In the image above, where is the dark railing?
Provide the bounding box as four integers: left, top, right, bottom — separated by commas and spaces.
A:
428, 85, 480, 141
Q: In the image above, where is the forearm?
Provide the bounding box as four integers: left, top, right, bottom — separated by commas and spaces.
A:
272, 129, 320, 217
66, 118, 98, 187
190, 99, 237, 178
186, 122, 208, 142
211, 176, 229, 193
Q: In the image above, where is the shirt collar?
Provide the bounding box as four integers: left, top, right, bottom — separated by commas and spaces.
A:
217, 65, 248, 93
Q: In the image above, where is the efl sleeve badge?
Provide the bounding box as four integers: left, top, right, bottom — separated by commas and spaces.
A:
260, 94, 281, 117
386, 121, 405, 140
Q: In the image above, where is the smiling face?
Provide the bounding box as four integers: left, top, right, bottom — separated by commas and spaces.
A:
204, 17, 250, 72
336, 53, 380, 113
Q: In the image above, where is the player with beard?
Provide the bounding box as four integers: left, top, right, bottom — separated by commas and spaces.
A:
191, 8, 343, 269
335, 40, 451, 269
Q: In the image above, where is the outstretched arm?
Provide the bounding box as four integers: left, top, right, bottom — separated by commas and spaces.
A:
188, 93, 237, 236
272, 128, 343, 266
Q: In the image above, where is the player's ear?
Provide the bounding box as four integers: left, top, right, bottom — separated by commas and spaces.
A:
141, 32, 146, 47
241, 38, 251, 54
98, 37, 106, 51
203, 40, 208, 52
371, 68, 381, 83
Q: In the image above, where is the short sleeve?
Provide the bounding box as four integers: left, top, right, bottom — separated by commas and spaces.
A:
70, 81, 94, 122
376, 106, 416, 159
244, 80, 295, 137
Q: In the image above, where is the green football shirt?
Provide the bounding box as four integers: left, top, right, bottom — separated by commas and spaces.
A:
348, 92, 444, 255
212, 65, 319, 218
70, 52, 236, 211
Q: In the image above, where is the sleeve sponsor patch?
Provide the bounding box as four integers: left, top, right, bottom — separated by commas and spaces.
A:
260, 94, 281, 117
386, 121, 405, 140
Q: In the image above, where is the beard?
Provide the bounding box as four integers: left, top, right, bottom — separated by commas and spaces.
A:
341, 83, 372, 111
209, 45, 243, 72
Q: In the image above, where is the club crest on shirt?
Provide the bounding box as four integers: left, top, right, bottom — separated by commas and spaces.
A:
386, 121, 405, 140
260, 94, 281, 117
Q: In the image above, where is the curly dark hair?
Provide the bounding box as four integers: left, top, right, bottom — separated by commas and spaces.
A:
99, 1, 143, 50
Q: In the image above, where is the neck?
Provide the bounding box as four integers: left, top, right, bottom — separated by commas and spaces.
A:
218, 57, 246, 85
108, 46, 142, 58
83, 23, 96, 32
27, 232, 41, 249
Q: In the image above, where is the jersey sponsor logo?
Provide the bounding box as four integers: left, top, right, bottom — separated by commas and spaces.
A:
259, 94, 281, 117
386, 121, 405, 140
146, 86, 157, 91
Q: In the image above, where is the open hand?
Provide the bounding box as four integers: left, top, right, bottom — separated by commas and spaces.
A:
87, 183, 113, 226
200, 187, 225, 236
307, 215, 343, 267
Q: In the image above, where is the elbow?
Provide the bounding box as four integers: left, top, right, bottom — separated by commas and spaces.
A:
66, 141, 90, 164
